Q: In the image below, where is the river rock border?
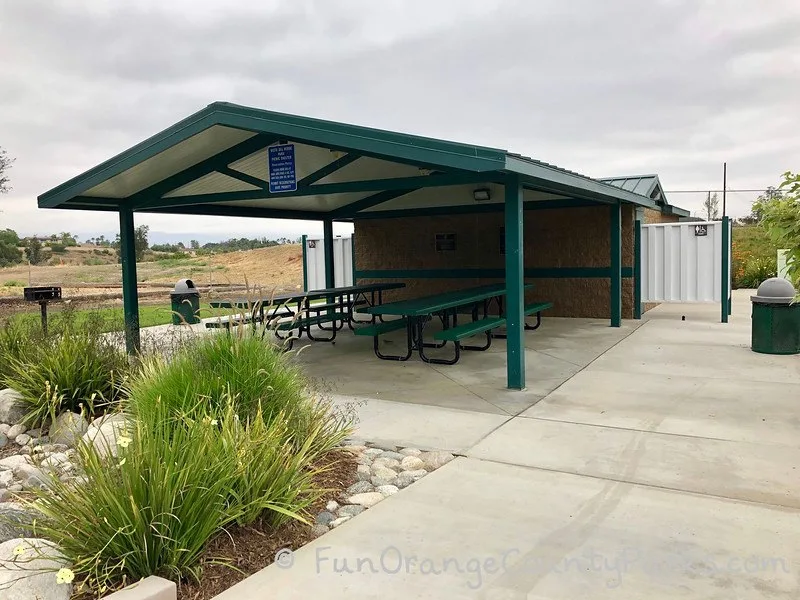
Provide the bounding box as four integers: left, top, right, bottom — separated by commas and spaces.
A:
311, 441, 455, 536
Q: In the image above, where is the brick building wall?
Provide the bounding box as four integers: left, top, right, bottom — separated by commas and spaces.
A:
354, 204, 638, 318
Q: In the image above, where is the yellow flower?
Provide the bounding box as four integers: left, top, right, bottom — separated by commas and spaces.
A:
56, 568, 75, 585
13, 544, 26, 556
116, 435, 132, 449
210, 419, 218, 426
117, 458, 127, 467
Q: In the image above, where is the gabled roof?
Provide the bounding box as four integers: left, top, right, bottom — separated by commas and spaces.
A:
39, 102, 675, 220
600, 174, 689, 217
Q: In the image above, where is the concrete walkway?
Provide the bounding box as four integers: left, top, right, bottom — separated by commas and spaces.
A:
216, 290, 800, 598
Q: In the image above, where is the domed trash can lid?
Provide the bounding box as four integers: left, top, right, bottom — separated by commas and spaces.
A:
172, 278, 197, 294
751, 277, 797, 305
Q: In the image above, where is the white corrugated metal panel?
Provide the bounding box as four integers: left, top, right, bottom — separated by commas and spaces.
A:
641, 221, 731, 303
304, 235, 353, 291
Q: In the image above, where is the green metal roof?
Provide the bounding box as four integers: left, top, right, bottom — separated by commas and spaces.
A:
600, 174, 690, 217
39, 101, 675, 219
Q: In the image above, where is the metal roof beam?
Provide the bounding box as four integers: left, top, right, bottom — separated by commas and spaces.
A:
128, 133, 279, 204
217, 166, 268, 190
297, 153, 360, 187
132, 171, 495, 211
138, 204, 324, 220
330, 189, 417, 219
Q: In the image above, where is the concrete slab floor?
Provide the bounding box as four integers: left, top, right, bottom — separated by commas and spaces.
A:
211, 290, 800, 599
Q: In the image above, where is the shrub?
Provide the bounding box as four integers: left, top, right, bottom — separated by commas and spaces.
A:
2, 330, 129, 426
50, 243, 67, 254
126, 332, 351, 457
30, 395, 326, 594
2, 279, 25, 287
736, 256, 778, 289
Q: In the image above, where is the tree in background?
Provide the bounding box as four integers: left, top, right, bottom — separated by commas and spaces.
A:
703, 192, 720, 221
0, 228, 22, 267
114, 225, 150, 262
0, 147, 13, 194
738, 187, 784, 225
754, 171, 800, 287
190, 240, 200, 249
25, 237, 44, 265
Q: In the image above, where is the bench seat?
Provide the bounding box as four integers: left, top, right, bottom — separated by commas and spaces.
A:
275, 312, 348, 331
433, 317, 506, 342
524, 301, 553, 315
353, 318, 409, 337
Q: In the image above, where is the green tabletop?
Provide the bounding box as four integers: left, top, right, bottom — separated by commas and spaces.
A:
210, 282, 405, 309
362, 283, 532, 317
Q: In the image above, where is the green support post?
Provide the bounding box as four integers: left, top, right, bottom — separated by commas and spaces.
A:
323, 219, 335, 288
610, 203, 622, 327
721, 216, 730, 323
504, 175, 525, 390
301, 234, 308, 291
351, 234, 357, 284
119, 207, 140, 354
633, 216, 642, 320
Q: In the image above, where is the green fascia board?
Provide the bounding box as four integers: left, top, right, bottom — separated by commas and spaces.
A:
663, 204, 691, 217
211, 102, 507, 173
139, 203, 324, 221
506, 156, 659, 209
297, 153, 360, 187
38, 107, 221, 208
355, 267, 634, 279
133, 171, 495, 211
351, 198, 599, 220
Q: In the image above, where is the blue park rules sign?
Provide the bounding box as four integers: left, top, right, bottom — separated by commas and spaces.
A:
268, 144, 297, 193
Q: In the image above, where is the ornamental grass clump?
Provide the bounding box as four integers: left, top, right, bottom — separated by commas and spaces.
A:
1, 328, 128, 426
126, 331, 352, 457
30, 396, 326, 595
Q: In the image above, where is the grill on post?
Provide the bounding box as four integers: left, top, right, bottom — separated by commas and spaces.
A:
23, 286, 62, 334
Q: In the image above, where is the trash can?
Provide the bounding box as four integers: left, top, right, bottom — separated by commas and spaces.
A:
170, 279, 200, 325
751, 277, 800, 355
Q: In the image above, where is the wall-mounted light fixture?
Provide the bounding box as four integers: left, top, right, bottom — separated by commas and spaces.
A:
473, 187, 492, 202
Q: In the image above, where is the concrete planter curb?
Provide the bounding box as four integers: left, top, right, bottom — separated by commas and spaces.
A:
103, 576, 176, 600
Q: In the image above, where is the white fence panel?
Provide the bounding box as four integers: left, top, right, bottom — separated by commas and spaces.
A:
641, 221, 730, 303
303, 235, 353, 291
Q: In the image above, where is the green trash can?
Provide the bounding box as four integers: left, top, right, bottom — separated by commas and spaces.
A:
170, 279, 200, 325
751, 277, 800, 355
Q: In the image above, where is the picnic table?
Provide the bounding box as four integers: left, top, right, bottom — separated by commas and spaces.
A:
357, 283, 551, 364
209, 282, 405, 347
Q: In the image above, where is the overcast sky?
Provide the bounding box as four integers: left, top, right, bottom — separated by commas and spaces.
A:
1, 0, 798, 242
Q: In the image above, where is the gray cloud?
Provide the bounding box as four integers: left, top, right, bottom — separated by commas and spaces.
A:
1, 0, 798, 237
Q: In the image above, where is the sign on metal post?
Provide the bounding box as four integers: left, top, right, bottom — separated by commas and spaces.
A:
268, 144, 297, 193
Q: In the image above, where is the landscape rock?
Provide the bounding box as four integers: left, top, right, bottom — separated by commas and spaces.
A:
372, 457, 400, 470
0, 390, 26, 425
395, 469, 427, 489
371, 465, 398, 481
6, 424, 26, 440
363, 448, 383, 458
0, 433, 6, 449
400, 456, 425, 471
311, 524, 329, 538
346, 492, 385, 508
0, 455, 30, 471
0, 470, 13, 487
356, 454, 372, 466
14, 464, 50, 490
346, 480, 374, 495
50, 412, 89, 447
399, 447, 422, 457
370, 476, 395, 487
420, 451, 455, 470
377, 484, 399, 497
26, 429, 41, 439
82, 414, 129, 459
0, 537, 71, 600
356, 464, 372, 482
315, 511, 336, 526
40, 453, 71, 473
31, 436, 49, 447
7, 484, 23, 492
325, 500, 340, 513
337, 504, 365, 518
0, 504, 38, 543
18, 446, 31, 456
378, 450, 405, 461
0, 423, 10, 435
341, 445, 367, 454
330, 516, 351, 528
14, 434, 30, 447
0, 489, 11, 502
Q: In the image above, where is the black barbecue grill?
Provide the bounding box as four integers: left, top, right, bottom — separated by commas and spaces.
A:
23, 286, 63, 333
